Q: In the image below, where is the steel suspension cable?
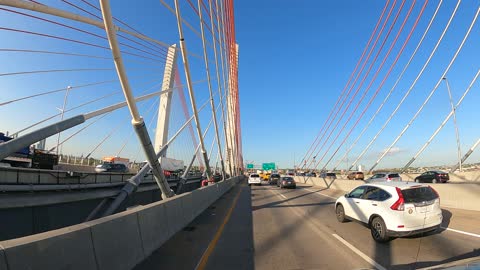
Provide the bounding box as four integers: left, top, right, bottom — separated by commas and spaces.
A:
332, 0, 443, 171
78, 0, 169, 57
0, 26, 164, 62
303, 0, 399, 170
309, 0, 406, 170
55, 1, 169, 59
320, 0, 423, 171
300, 0, 391, 168
197, 0, 226, 178
48, 111, 112, 152
214, 0, 232, 176
401, 68, 480, 171
349, 0, 462, 171
0, 6, 169, 60
219, 0, 235, 174
11, 76, 186, 135
369, 4, 479, 172
84, 116, 124, 159
117, 98, 160, 157
12, 90, 121, 136
209, 0, 228, 178
451, 137, 480, 172
0, 79, 116, 106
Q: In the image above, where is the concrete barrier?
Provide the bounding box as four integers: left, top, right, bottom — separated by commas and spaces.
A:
0, 224, 97, 270
137, 201, 171, 257
87, 211, 145, 270
0, 176, 240, 270
296, 176, 480, 211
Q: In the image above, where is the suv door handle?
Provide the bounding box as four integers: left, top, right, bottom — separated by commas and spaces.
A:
355, 201, 360, 204
372, 203, 377, 206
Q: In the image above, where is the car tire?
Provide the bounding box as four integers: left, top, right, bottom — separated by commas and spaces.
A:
371, 217, 390, 243
248, 184, 251, 186
336, 204, 347, 223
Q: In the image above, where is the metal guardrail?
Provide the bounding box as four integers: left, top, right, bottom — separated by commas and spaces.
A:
0, 167, 203, 191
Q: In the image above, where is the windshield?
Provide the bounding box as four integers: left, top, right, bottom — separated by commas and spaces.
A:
250, 174, 259, 177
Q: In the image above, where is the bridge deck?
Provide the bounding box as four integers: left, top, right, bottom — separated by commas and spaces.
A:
136, 180, 480, 270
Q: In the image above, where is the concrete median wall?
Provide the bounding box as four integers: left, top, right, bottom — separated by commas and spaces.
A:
0, 176, 242, 270
295, 176, 480, 211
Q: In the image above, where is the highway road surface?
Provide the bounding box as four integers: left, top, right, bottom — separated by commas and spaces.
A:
136, 180, 480, 270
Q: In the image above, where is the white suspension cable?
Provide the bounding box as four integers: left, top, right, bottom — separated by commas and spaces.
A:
350, 0, 462, 171
369, 4, 479, 172
332, 0, 444, 171
401, 68, 480, 171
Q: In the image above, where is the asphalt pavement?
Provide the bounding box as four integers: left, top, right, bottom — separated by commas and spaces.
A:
135, 180, 480, 270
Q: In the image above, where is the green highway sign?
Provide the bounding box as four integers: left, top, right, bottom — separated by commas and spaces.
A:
262, 163, 276, 170
247, 164, 254, 169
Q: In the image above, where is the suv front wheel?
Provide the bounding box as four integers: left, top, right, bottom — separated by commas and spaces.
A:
336, 204, 347, 223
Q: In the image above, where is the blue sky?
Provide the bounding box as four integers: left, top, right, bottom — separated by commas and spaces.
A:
236, 0, 480, 170
1, 1, 479, 170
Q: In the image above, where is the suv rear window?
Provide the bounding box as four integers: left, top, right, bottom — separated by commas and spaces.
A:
250, 174, 259, 177
389, 173, 400, 178
271, 174, 280, 178
401, 187, 438, 203
326, 173, 336, 176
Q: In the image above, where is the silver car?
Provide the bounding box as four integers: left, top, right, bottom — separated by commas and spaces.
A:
367, 172, 402, 183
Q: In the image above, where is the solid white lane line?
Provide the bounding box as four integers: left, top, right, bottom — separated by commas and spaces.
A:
271, 190, 383, 269
332, 234, 387, 270
304, 188, 338, 199
441, 227, 480, 238
278, 193, 287, 199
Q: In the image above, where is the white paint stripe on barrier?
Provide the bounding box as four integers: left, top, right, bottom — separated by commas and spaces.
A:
441, 227, 480, 238
332, 233, 387, 270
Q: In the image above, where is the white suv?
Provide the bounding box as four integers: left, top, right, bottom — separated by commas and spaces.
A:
335, 182, 442, 242
248, 173, 261, 186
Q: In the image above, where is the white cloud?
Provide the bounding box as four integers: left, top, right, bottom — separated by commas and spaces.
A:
384, 147, 403, 156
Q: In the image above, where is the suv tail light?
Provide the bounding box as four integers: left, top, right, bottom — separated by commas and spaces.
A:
431, 186, 440, 204
390, 187, 405, 211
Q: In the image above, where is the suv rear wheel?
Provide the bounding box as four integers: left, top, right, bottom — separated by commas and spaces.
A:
371, 217, 389, 243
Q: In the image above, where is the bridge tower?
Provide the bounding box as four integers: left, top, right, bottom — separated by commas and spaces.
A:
154, 44, 178, 157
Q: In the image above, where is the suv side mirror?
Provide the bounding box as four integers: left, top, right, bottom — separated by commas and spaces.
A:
344, 193, 349, 198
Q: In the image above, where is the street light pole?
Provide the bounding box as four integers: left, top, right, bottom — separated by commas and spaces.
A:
443, 77, 462, 172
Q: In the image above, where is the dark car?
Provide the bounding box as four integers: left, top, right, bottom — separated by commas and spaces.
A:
415, 171, 449, 183
321, 172, 337, 180
268, 173, 281, 185
277, 176, 296, 189
95, 163, 129, 173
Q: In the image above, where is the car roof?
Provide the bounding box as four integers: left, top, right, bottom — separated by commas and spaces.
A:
364, 181, 428, 190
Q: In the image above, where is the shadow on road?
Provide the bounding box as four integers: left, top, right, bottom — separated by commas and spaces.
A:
252, 187, 329, 211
